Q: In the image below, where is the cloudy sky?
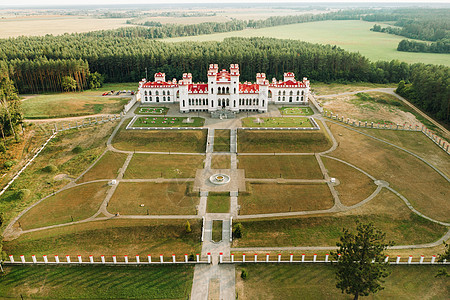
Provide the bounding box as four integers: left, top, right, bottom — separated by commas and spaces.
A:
1, 0, 447, 6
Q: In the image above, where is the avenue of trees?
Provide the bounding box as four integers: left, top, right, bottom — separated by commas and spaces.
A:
396, 39, 450, 54
0, 61, 22, 142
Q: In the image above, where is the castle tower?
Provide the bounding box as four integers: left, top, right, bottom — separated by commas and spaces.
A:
154, 72, 166, 82
207, 64, 219, 111
283, 72, 295, 82
229, 64, 240, 112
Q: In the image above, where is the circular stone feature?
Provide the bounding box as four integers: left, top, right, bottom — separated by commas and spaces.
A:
209, 174, 231, 185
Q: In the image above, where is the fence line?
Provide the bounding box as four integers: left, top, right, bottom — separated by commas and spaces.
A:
323, 111, 450, 155
53, 114, 122, 133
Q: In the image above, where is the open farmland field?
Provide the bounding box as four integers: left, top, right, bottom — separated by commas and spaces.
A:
164, 20, 450, 66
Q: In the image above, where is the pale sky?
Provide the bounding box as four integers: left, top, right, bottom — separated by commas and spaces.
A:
1, 0, 448, 6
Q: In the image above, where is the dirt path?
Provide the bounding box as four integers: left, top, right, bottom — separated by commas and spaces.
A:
24, 113, 118, 123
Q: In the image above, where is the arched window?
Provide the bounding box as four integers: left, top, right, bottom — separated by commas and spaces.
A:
283, 96, 285, 101
144, 91, 147, 96
283, 91, 286, 95
163, 96, 166, 101
167, 96, 170, 101
234, 100, 236, 107
289, 96, 292, 102
156, 96, 159, 102
145, 96, 148, 101
296, 97, 299, 101
226, 99, 229, 106
162, 91, 165, 96
290, 91, 293, 96
189, 99, 191, 105
268, 90, 272, 98
226, 87, 229, 94
262, 100, 265, 106
278, 91, 281, 95
297, 90, 300, 95
302, 91, 304, 95
256, 99, 259, 105
211, 88, 213, 94
150, 97, 152, 101
167, 91, 170, 95
149, 90, 152, 95
183, 100, 185, 107
211, 100, 214, 107
278, 96, 280, 101
206, 99, 208, 105
156, 91, 159, 96
301, 96, 304, 101
176, 91, 179, 98
234, 88, 236, 94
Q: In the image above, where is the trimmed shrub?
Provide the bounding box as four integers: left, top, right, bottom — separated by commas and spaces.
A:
72, 145, 83, 154
42, 164, 58, 173
241, 269, 248, 280
233, 223, 244, 239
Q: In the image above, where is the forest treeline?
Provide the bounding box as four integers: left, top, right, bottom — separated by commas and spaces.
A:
397, 39, 450, 54
0, 61, 22, 145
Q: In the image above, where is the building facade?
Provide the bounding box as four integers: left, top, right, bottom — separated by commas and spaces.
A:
138, 64, 310, 113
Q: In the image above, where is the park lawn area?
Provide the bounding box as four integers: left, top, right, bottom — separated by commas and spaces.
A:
312, 82, 397, 96
77, 151, 128, 183
132, 116, 204, 127
241, 117, 313, 128
207, 193, 230, 213
233, 187, 446, 248
238, 155, 322, 179
355, 128, 450, 178
235, 264, 450, 300
134, 106, 169, 115
211, 154, 230, 169
279, 106, 314, 116
112, 121, 207, 153
237, 129, 332, 153
18, 182, 109, 230
1, 264, 194, 300
22, 93, 128, 119
327, 122, 450, 223
108, 182, 199, 215
3, 219, 202, 258
212, 220, 223, 242
124, 154, 204, 179
214, 129, 231, 152
0, 122, 117, 234
322, 156, 377, 206
239, 183, 333, 215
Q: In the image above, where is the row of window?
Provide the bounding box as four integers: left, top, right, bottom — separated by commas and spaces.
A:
277, 90, 305, 96
144, 90, 171, 96
239, 98, 260, 106
277, 96, 304, 102
144, 96, 171, 102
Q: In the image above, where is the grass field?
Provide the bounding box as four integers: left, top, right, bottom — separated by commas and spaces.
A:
1, 265, 194, 299
239, 183, 333, 215
279, 107, 314, 116
4, 219, 202, 257
214, 129, 231, 152
235, 264, 450, 300
22, 94, 128, 119
207, 193, 230, 213
134, 106, 169, 115
241, 117, 313, 128
211, 155, 231, 169
108, 182, 199, 215
237, 129, 332, 153
312, 82, 397, 96
322, 157, 377, 206
327, 122, 450, 222
112, 121, 207, 153
124, 154, 204, 179
164, 20, 450, 66
18, 182, 109, 230
234, 189, 446, 248
132, 116, 205, 127
238, 155, 323, 179
78, 151, 128, 183
212, 220, 223, 242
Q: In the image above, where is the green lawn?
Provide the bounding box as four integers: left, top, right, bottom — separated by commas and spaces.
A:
212, 220, 223, 242
3, 219, 202, 257
238, 155, 323, 179
164, 20, 449, 66
124, 153, 204, 179
235, 264, 450, 300
134, 106, 169, 115
280, 107, 314, 116
132, 116, 204, 127
78, 151, 128, 183
207, 193, 230, 213
241, 117, 313, 128
1, 265, 194, 299
214, 129, 231, 152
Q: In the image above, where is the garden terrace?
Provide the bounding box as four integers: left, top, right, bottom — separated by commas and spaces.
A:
131, 116, 204, 128
241, 117, 313, 128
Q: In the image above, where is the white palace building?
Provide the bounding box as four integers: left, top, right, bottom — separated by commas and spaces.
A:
138, 64, 310, 114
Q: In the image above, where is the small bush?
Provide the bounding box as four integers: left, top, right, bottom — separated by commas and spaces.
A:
188, 254, 195, 261
17, 189, 31, 200
241, 269, 248, 280
233, 223, 244, 239
72, 146, 83, 154
3, 160, 17, 169
42, 164, 58, 173
185, 220, 192, 233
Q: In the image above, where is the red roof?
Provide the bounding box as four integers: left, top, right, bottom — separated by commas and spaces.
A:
155, 72, 165, 77
239, 83, 259, 93
188, 84, 208, 93
216, 70, 231, 81
270, 80, 306, 88
142, 81, 177, 88
285, 72, 295, 76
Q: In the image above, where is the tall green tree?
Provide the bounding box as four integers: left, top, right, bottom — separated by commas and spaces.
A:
332, 222, 394, 300
61, 76, 77, 92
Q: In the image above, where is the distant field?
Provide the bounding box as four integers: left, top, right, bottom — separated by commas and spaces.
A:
0, 16, 136, 38
164, 20, 449, 66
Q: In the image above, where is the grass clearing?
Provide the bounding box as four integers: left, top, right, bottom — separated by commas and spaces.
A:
234, 189, 446, 248
212, 220, 223, 242
211, 154, 230, 169
279, 107, 314, 116
239, 183, 333, 215
207, 193, 230, 213
327, 122, 450, 222
322, 157, 377, 206
238, 155, 322, 179
124, 153, 204, 179
113, 121, 207, 153
132, 116, 205, 127
238, 129, 332, 153
214, 129, 231, 152
134, 106, 169, 115
18, 182, 109, 230
164, 20, 449, 66
4, 219, 202, 257
235, 264, 450, 300
78, 151, 128, 183
241, 117, 313, 128
312, 82, 397, 96
108, 182, 199, 215
0, 265, 194, 300
22, 93, 128, 119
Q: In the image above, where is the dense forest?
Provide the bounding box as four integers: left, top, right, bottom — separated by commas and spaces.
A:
397, 39, 450, 54
0, 61, 22, 142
